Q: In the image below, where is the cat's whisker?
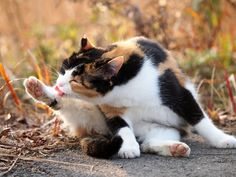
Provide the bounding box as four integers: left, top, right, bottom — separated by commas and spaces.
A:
0, 77, 28, 82
46, 65, 59, 76
47, 70, 59, 78
0, 78, 28, 91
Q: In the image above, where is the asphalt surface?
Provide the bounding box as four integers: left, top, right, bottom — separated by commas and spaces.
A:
4, 133, 236, 177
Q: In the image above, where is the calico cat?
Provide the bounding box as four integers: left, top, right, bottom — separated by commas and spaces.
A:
24, 77, 123, 159
50, 36, 236, 159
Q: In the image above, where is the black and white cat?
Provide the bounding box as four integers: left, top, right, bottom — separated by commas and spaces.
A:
24, 36, 236, 159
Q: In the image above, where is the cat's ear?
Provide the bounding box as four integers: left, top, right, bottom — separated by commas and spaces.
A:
80, 34, 95, 51
100, 56, 124, 78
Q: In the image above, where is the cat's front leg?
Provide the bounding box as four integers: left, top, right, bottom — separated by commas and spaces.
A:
24, 76, 61, 109
107, 116, 140, 159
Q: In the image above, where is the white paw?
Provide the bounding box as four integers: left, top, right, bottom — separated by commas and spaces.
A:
214, 135, 236, 148
118, 140, 140, 159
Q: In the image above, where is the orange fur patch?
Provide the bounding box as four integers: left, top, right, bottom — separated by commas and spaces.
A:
73, 127, 89, 138
158, 52, 186, 86
73, 127, 100, 138
70, 81, 100, 97
99, 104, 126, 119
102, 39, 144, 62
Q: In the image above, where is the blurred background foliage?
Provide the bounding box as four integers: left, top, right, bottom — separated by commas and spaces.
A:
0, 0, 236, 122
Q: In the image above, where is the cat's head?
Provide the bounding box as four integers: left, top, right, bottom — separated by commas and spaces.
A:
56, 36, 125, 101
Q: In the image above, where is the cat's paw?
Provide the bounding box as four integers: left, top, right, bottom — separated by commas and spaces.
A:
141, 141, 190, 157
24, 76, 52, 103
169, 142, 191, 157
214, 135, 236, 148
118, 140, 140, 159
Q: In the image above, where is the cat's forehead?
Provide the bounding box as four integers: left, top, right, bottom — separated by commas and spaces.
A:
60, 47, 106, 74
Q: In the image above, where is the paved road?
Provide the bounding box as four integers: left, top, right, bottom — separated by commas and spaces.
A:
5, 135, 236, 177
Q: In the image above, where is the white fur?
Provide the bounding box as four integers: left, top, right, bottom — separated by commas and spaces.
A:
24, 77, 109, 136
141, 140, 190, 157
99, 59, 161, 106
194, 117, 236, 148
56, 98, 109, 136
56, 71, 74, 94
135, 123, 191, 157
185, 80, 198, 99
117, 127, 140, 158
184, 80, 236, 148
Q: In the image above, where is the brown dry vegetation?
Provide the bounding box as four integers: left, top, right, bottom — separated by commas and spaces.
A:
1, 0, 236, 175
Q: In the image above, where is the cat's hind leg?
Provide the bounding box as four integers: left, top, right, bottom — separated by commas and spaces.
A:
158, 70, 236, 148
140, 126, 190, 157
194, 115, 236, 148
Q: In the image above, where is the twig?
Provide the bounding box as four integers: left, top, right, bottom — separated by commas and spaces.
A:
90, 165, 95, 172
27, 50, 43, 82
210, 66, 216, 107
0, 63, 21, 108
0, 78, 27, 92
40, 117, 57, 128
9, 117, 56, 134
225, 71, 236, 113
0, 153, 94, 170
90, 162, 99, 172
196, 79, 206, 93
0, 153, 20, 176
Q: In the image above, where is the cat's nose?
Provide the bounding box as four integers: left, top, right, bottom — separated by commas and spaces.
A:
55, 85, 64, 96
57, 82, 64, 87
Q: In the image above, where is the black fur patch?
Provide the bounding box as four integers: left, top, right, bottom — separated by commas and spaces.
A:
89, 53, 144, 95
137, 38, 167, 66
83, 48, 105, 59
80, 115, 128, 159
48, 99, 58, 108
81, 38, 87, 48
112, 54, 144, 85
80, 136, 123, 159
159, 69, 204, 125
60, 48, 105, 74
106, 116, 129, 134
87, 76, 112, 95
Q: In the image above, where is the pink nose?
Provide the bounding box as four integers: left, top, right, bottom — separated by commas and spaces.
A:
55, 86, 64, 96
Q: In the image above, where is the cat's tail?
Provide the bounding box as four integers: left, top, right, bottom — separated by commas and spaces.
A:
80, 135, 123, 159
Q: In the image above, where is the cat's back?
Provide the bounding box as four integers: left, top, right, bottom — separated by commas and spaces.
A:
104, 37, 186, 86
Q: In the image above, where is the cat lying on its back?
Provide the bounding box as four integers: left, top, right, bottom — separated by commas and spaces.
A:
24, 36, 236, 159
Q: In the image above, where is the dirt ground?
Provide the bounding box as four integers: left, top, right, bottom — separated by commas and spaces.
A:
2, 132, 236, 177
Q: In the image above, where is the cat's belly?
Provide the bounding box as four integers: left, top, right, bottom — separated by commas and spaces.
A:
56, 98, 109, 135
123, 105, 185, 138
